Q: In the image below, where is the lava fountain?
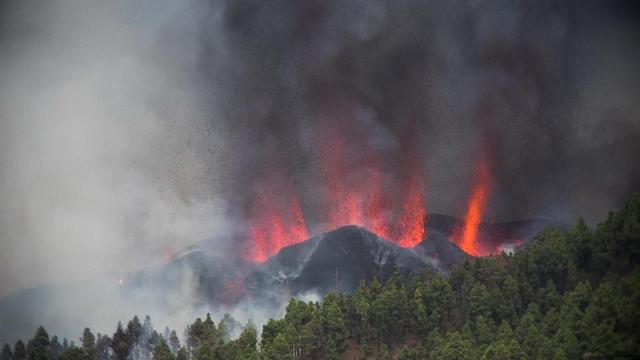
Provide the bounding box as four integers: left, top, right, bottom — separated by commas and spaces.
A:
456, 149, 491, 256
245, 104, 429, 261
247, 173, 309, 262
315, 112, 426, 248
396, 174, 426, 247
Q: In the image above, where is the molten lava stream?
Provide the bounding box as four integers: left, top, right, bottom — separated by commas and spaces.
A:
457, 160, 491, 256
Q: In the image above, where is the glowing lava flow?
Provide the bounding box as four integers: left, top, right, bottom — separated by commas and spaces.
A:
248, 181, 309, 262
457, 158, 491, 256
325, 162, 425, 248
246, 107, 429, 261
324, 130, 365, 228
366, 165, 392, 241
317, 119, 425, 247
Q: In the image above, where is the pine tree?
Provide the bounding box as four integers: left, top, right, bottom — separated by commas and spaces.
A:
195, 342, 214, 360
150, 331, 163, 349
80, 329, 96, 360
203, 314, 217, 342
217, 314, 238, 343
127, 316, 143, 345
323, 301, 347, 358
49, 337, 62, 358
413, 288, 428, 337
460, 323, 475, 345
14, 341, 26, 360
474, 316, 493, 345
358, 343, 369, 360
520, 324, 544, 359
398, 346, 418, 360
424, 277, 453, 331
151, 340, 174, 360
260, 319, 285, 351
168, 331, 180, 354
262, 334, 291, 360
377, 344, 392, 360
354, 280, 370, 343
416, 344, 429, 360
469, 283, 491, 320
554, 313, 581, 358
189, 313, 218, 354
26, 327, 53, 360
541, 307, 560, 337
111, 322, 129, 360
552, 348, 567, 360
480, 340, 526, 360
515, 303, 539, 342
58, 347, 84, 360
1, 344, 13, 360
481, 342, 506, 360
432, 332, 475, 360
495, 321, 513, 341
94, 335, 110, 360
535, 336, 556, 360
235, 324, 258, 360
539, 280, 560, 313
506, 339, 526, 360
175, 348, 187, 360
300, 314, 321, 358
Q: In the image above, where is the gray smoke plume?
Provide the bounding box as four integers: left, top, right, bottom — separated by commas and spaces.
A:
203, 0, 640, 225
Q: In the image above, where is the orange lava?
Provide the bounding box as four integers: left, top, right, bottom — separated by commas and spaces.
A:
397, 175, 426, 247
247, 176, 309, 262
457, 158, 491, 256
246, 105, 428, 261
324, 129, 366, 228
316, 116, 425, 247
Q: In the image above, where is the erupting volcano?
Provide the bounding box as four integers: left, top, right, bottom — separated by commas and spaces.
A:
244, 102, 526, 262
244, 126, 520, 262
245, 109, 429, 261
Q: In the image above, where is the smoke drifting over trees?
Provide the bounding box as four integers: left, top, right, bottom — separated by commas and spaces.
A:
0, 0, 639, 346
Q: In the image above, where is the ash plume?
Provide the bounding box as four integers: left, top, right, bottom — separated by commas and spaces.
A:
205, 0, 640, 225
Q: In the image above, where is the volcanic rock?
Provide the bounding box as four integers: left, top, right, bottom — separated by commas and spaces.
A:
246, 225, 435, 303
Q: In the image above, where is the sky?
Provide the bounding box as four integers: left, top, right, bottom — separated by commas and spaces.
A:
0, 0, 639, 301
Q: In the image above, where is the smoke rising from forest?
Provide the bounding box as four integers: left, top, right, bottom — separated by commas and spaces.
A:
0, 0, 639, 345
